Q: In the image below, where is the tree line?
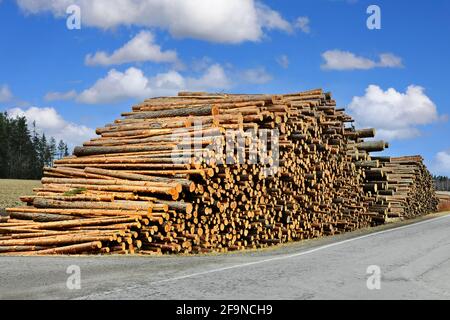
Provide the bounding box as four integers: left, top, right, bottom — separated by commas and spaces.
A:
433, 175, 450, 191
0, 112, 70, 179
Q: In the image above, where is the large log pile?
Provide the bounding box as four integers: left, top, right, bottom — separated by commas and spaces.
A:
0, 89, 438, 255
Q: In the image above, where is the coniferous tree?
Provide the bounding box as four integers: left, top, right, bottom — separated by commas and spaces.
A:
49, 137, 57, 166
433, 175, 450, 191
0, 114, 71, 179
0, 113, 9, 178
64, 143, 70, 157
57, 139, 66, 159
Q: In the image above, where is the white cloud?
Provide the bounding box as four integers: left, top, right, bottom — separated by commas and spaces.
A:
150, 70, 187, 97
322, 50, 376, 70
76, 64, 231, 104
44, 90, 77, 101
378, 53, 403, 68
85, 30, 179, 66
7, 106, 94, 147
77, 67, 154, 104
240, 67, 272, 84
348, 85, 442, 140
321, 50, 403, 70
276, 55, 289, 69
255, 2, 292, 33
50, 62, 275, 104
187, 64, 231, 89
295, 16, 310, 33
0, 84, 13, 102
16, 0, 291, 43
433, 150, 450, 176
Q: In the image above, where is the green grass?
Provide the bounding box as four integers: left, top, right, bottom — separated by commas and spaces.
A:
0, 179, 41, 215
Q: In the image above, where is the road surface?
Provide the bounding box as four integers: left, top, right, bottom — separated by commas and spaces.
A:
1, 212, 449, 300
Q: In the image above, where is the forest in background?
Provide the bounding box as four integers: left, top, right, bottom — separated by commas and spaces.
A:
434, 176, 450, 191
0, 112, 69, 179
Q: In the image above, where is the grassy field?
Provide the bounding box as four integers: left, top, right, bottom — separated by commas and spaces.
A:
0, 179, 41, 215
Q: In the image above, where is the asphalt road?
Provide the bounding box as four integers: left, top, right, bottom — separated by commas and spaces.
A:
1, 212, 449, 300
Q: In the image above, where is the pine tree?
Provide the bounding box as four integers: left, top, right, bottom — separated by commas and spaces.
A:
0, 113, 9, 178
30, 121, 41, 179
0, 114, 70, 179
64, 143, 70, 157
433, 175, 450, 191
57, 140, 66, 159
14, 116, 34, 178
49, 137, 57, 166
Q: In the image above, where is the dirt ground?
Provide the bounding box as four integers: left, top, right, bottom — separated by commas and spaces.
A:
0, 179, 41, 215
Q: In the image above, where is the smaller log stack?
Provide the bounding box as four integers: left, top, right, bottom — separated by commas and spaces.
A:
343, 132, 390, 225
362, 155, 438, 222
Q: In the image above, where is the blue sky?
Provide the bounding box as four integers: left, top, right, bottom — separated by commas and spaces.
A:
0, 0, 449, 175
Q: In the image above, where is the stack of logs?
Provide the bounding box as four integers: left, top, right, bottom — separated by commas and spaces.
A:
436, 192, 450, 212
0, 89, 438, 255
362, 155, 438, 221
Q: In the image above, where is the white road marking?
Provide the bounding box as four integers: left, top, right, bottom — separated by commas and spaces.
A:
150, 214, 450, 285
75, 213, 450, 299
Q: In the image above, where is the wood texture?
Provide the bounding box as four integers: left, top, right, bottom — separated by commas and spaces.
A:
0, 89, 438, 255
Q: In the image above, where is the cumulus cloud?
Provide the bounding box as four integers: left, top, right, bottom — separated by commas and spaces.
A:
49, 62, 274, 104
187, 64, 231, 89
240, 67, 272, 84
16, 0, 291, 43
276, 55, 289, 69
348, 85, 442, 140
0, 84, 13, 102
73, 64, 231, 104
433, 150, 450, 176
295, 16, 310, 33
255, 2, 292, 33
85, 30, 179, 66
321, 50, 403, 70
7, 106, 94, 147
77, 67, 154, 104
378, 53, 403, 68
44, 90, 77, 101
